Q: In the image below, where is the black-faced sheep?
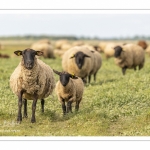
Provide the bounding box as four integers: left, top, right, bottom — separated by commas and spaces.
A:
10, 48, 55, 123
114, 44, 145, 75
62, 46, 92, 84
53, 70, 84, 115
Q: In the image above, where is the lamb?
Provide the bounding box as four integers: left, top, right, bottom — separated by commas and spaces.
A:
62, 46, 93, 83
31, 42, 55, 59
53, 69, 84, 115
114, 44, 145, 75
9, 48, 55, 123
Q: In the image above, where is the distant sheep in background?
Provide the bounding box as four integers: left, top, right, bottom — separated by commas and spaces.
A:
0, 53, 10, 58
137, 40, 148, 50
114, 44, 145, 75
31, 39, 55, 59
53, 70, 84, 115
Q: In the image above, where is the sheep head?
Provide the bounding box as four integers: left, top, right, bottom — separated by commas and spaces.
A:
70, 51, 90, 69
53, 69, 78, 86
114, 46, 124, 58
14, 48, 43, 70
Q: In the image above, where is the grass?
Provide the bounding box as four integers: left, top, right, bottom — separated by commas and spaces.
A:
1, 40, 150, 136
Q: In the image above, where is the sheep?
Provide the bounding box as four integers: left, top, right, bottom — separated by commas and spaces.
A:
72, 41, 84, 46
81, 45, 102, 83
89, 50, 102, 82
55, 40, 68, 49
9, 48, 55, 123
137, 40, 148, 50
62, 46, 93, 84
0, 53, 10, 58
114, 44, 145, 75
104, 42, 123, 59
53, 69, 84, 115
31, 42, 55, 59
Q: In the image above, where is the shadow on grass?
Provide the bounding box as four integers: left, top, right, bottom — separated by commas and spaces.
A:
40, 109, 79, 122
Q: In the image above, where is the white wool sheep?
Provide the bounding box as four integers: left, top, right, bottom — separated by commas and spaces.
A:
114, 44, 145, 75
62, 46, 93, 83
53, 70, 84, 114
10, 48, 55, 123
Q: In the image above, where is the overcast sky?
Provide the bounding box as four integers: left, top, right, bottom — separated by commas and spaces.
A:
0, 14, 150, 38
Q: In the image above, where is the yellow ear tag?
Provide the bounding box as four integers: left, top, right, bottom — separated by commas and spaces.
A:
72, 73, 75, 78
18, 52, 21, 56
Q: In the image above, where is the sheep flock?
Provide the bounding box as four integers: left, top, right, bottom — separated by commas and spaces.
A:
3, 38, 150, 124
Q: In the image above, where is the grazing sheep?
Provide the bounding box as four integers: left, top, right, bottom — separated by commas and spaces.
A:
98, 41, 108, 53
31, 42, 55, 59
62, 46, 92, 83
55, 40, 68, 49
53, 70, 84, 115
0, 53, 9, 58
114, 44, 145, 75
10, 48, 55, 123
137, 40, 147, 50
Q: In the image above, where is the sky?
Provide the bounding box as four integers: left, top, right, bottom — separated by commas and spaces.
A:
0, 14, 150, 38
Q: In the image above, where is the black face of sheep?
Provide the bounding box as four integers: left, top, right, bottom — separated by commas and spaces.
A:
53, 69, 78, 86
70, 51, 90, 69
14, 48, 43, 70
114, 46, 123, 58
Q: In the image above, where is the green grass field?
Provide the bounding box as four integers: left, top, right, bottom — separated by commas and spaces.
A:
1, 40, 150, 136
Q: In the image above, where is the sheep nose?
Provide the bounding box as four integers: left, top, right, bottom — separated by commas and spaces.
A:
27, 61, 32, 65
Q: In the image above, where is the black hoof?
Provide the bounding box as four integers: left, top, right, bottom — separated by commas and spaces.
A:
17, 116, 22, 123
31, 118, 36, 123
23, 115, 28, 118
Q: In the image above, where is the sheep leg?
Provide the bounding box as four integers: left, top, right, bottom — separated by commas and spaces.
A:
62, 100, 66, 115
66, 101, 73, 113
134, 67, 136, 71
75, 99, 81, 112
122, 67, 127, 75
94, 72, 97, 82
41, 99, 45, 113
23, 99, 28, 118
17, 90, 24, 123
139, 64, 144, 70
88, 75, 91, 84
31, 95, 38, 123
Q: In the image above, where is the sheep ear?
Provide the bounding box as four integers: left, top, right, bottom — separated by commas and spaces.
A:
69, 73, 78, 79
70, 54, 75, 59
53, 69, 61, 76
14, 50, 22, 56
36, 51, 43, 56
